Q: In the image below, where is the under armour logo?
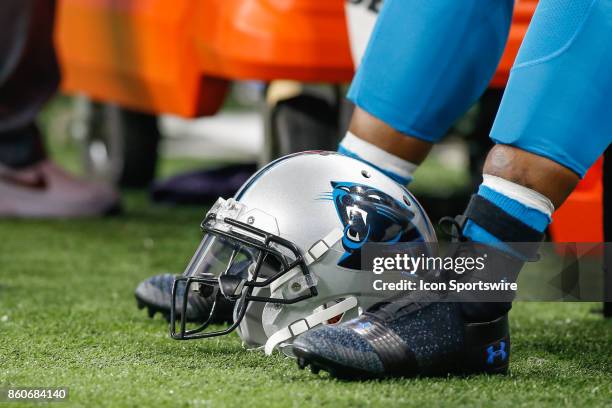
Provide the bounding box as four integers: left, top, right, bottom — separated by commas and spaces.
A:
486, 341, 508, 365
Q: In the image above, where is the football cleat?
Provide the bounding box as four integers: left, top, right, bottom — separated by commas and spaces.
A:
292, 210, 527, 380
135, 273, 234, 324
293, 301, 510, 380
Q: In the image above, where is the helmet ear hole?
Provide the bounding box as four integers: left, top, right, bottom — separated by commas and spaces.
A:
326, 314, 343, 325
361, 170, 371, 178
321, 298, 348, 325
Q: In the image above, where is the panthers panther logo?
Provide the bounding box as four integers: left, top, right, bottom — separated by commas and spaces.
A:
318, 181, 420, 269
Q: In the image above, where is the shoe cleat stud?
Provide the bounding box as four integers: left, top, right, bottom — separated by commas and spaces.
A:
297, 358, 306, 370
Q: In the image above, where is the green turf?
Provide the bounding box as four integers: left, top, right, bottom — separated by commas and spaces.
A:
0, 97, 610, 407
0, 192, 610, 407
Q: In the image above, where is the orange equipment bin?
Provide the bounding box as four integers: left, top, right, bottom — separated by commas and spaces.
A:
56, 0, 537, 116
56, 0, 537, 117
55, 0, 355, 116
55, 0, 229, 117
550, 159, 604, 243
190, 0, 354, 83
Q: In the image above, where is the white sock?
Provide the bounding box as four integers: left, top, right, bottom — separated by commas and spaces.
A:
338, 132, 418, 184
482, 174, 555, 216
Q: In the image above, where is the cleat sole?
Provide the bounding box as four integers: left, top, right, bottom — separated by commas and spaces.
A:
293, 345, 380, 380
293, 346, 509, 380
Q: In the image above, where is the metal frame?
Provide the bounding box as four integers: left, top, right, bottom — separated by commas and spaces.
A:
170, 212, 318, 339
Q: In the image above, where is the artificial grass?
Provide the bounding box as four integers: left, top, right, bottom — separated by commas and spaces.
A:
0, 193, 610, 407
1, 94, 610, 406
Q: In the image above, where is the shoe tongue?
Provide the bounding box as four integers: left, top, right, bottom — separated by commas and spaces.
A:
367, 290, 442, 321
365, 294, 417, 321
364, 301, 392, 314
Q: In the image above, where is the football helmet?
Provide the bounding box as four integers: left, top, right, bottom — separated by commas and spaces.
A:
170, 151, 436, 355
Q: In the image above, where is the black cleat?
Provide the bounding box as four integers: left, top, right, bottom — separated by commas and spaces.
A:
293, 302, 510, 380
294, 200, 544, 380
297, 357, 307, 370
134, 273, 234, 324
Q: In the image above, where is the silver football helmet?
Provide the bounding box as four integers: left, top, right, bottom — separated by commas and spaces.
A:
170, 151, 436, 355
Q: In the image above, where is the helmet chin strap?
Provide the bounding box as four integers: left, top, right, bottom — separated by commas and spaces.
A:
264, 296, 358, 355
264, 227, 346, 355
303, 228, 344, 266
269, 227, 343, 295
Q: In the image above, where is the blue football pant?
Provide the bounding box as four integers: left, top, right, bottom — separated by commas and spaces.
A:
349, 0, 612, 177
492, 0, 612, 176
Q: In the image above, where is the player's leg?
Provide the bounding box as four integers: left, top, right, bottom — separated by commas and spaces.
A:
0, 0, 120, 218
459, 0, 612, 319
294, 0, 612, 379
0, 0, 56, 169
339, 108, 431, 184
339, 0, 514, 184
490, 0, 612, 180
463, 0, 612, 259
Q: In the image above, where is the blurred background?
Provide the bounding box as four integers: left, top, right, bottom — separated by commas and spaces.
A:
42, 86, 474, 214
44, 0, 528, 220
38, 0, 601, 242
